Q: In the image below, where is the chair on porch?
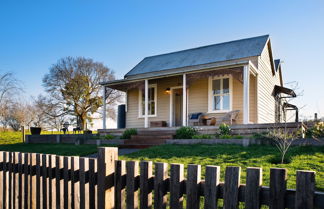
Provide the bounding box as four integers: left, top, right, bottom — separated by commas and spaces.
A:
219, 110, 240, 125
188, 112, 205, 126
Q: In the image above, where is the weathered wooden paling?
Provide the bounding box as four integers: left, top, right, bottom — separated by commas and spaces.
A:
170, 163, 184, 209
154, 162, 168, 209
245, 167, 262, 209
204, 165, 220, 209
140, 161, 153, 209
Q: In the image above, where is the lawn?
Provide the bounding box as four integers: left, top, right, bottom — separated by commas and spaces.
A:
119, 144, 324, 191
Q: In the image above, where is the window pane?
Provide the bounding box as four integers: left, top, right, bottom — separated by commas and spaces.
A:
149, 87, 154, 101
223, 95, 230, 110
212, 79, 221, 94
223, 78, 229, 94
142, 87, 156, 115
213, 96, 221, 110
150, 101, 155, 115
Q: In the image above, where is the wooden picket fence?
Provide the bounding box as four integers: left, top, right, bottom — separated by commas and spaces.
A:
0, 147, 323, 209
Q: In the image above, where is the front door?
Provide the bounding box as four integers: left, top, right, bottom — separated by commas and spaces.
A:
173, 88, 183, 126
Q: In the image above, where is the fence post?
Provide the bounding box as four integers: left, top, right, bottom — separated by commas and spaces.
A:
187, 164, 201, 209
269, 168, 287, 209
97, 147, 118, 209
204, 165, 220, 209
245, 167, 262, 209
295, 170, 315, 209
224, 166, 241, 209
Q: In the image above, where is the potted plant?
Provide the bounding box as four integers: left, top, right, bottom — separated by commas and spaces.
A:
30, 127, 41, 135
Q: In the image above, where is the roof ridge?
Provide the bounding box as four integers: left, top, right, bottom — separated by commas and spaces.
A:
143, 34, 270, 59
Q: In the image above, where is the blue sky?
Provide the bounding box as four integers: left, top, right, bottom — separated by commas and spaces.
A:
0, 0, 323, 119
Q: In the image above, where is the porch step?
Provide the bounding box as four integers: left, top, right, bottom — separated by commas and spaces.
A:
137, 129, 176, 136
130, 135, 173, 140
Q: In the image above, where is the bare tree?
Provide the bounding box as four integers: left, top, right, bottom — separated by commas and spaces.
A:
267, 125, 297, 164
42, 57, 122, 130
0, 72, 21, 105
0, 72, 22, 131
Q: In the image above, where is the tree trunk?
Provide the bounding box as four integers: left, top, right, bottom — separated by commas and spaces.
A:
79, 116, 87, 130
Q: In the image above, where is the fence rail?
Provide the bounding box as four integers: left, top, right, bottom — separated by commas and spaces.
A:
0, 148, 323, 209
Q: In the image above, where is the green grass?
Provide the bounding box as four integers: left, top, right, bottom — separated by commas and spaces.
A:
120, 144, 324, 191
0, 143, 102, 156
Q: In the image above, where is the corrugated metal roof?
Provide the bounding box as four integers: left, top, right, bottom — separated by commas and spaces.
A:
125, 35, 269, 78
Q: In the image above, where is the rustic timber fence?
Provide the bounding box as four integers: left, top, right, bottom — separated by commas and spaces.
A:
0, 147, 323, 209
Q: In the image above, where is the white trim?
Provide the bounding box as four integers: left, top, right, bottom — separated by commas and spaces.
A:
144, 79, 149, 128
102, 86, 106, 129
169, 86, 183, 127
125, 91, 128, 112
243, 65, 250, 124
138, 83, 157, 119
182, 74, 187, 126
207, 74, 233, 113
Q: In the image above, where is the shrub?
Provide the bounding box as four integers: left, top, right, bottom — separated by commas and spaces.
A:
175, 127, 197, 139
251, 132, 270, 140
219, 123, 231, 135
219, 134, 232, 139
103, 134, 115, 140
232, 135, 244, 139
307, 122, 324, 138
192, 134, 214, 139
121, 128, 137, 139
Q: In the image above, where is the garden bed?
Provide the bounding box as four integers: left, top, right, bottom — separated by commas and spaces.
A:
166, 138, 261, 146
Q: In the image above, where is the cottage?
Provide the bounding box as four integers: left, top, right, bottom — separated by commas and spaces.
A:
102, 35, 297, 129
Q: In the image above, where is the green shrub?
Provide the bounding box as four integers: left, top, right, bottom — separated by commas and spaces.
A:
219, 123, 231, 135
121, 128, 137, 139
232, 135, 244, 139
175, 127, 197, 139
219, 134, 232, 139
103, 134, 115, 140
192, 134, 214, 139
251, 132, 270, 139
307, 122, 324, 138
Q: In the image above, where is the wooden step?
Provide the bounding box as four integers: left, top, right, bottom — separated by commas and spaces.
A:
130, 135, 173, 140
137, 130, 176, 136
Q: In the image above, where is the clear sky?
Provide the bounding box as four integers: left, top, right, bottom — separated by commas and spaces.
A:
0, 0, 323, 121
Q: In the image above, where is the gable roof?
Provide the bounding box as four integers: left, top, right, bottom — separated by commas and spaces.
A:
125, 35, 270, 78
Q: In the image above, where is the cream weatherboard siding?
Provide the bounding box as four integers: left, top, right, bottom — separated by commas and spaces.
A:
126, 76, 182, 128
125, 73, 258, 128
256, 42, 282, 123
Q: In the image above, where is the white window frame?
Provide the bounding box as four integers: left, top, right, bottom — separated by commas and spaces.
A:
138, 84, 157, 118
208, 75, 233, 113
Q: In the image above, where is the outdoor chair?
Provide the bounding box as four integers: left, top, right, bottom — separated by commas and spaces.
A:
219, 110, 240, 125
188, 112, 205, 126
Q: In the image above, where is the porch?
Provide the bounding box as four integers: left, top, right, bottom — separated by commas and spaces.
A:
103, 61, 258, 128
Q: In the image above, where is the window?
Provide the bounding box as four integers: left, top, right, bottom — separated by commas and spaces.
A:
139, 84, 157, 117
208, 76, 232, 112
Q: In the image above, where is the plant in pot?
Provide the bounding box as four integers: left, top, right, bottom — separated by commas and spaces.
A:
30, 122, 42, 135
